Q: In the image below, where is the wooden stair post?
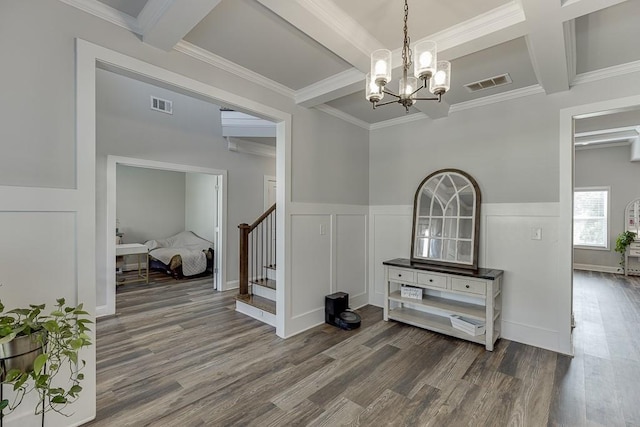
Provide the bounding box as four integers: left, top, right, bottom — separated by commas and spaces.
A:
239, 223, 250, 296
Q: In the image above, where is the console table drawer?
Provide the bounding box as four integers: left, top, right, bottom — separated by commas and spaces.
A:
388, 268, 415, 283
451, 278, 486, 295
630, 249, 640, 256
417, 272, 447, 289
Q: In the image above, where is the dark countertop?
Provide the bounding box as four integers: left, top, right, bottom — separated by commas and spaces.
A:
383, 258, 503, 280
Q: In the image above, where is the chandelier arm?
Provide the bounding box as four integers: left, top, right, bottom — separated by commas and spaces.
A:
413, 97, 440, 101
382, 89, 401, 99
374, 99, 403, 108
409, 87, 424, 97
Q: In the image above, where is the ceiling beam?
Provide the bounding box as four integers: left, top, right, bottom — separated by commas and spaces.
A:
284, 1, 527, 116
139, 0, 222, 51
520, 0, 570, 94
559, 0, 629, 21
255, 0, 378, 71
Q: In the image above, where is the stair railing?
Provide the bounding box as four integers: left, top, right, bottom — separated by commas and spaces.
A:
238, 203, 276, 296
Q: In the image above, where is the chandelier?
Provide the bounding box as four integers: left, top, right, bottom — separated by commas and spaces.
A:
365, 0, 451, 112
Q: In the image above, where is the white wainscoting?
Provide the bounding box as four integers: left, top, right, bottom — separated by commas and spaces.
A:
369, 203, 572, 355
287, 203, 368, 336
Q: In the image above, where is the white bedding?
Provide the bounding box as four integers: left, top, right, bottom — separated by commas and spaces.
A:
145, 231, 212, 277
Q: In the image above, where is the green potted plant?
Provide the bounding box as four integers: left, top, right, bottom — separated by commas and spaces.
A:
0, 298, 92, 424
615, 230, 638, 272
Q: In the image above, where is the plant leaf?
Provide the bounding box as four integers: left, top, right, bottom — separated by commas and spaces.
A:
33, 353, 48, 374
51, 395, 67, 404
0, 332, 17, 344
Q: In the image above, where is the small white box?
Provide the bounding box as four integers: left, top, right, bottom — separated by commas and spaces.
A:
400, 285, 422, 300
450, 315, 485, 336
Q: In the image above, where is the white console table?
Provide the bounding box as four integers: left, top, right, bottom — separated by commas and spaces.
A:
625, 240, 640, 276
383, 258, 503, 351
116, 243, 149, 285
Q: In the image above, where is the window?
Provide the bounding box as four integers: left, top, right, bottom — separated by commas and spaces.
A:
574, 187, 609, 249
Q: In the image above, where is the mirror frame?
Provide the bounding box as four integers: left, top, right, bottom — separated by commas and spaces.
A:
625, 198, 640, 235
410, 168, 481, 270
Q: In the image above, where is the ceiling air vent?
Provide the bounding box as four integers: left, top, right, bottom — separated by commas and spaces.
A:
464, 73, 512, 93
150, 96, 173, 114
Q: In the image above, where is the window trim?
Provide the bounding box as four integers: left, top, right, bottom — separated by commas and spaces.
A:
573, 186, 610, 250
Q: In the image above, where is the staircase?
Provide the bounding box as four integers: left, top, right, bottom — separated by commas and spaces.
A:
235, 204, 276, 326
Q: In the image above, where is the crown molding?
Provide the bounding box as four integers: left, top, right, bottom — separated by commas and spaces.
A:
313, 105, 370, 130
449, 84, 545, 113
295, 68, 364, 106
572, 60, 640, 87
226, 137, 275, 158
369, 112, 428, 131
426, 1, 526, 52
58, 0, 141, 33
174, 41, 295, 99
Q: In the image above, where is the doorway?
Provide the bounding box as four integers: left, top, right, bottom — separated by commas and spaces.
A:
560, 94, 640, 356
104, 156, 227, 315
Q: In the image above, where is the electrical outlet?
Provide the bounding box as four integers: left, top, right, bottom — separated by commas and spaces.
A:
531, 227, 542, 240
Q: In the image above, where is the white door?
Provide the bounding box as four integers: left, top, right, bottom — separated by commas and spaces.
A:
264, 175, 277, 210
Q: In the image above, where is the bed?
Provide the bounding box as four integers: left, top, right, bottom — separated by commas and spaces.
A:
145, 231, 214, 278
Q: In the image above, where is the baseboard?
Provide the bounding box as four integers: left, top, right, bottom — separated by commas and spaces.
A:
573, 263, 621, 274
224, 280, 239, 291
96, 304, 110, 318
501, 320, 571, 356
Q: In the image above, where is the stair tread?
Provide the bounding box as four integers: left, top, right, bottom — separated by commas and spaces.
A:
250, 278, 276, 290
236, 294, 276, 314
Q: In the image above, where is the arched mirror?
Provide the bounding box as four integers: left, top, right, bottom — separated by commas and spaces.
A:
411, 169, 481, 269
625, 199, 640, 234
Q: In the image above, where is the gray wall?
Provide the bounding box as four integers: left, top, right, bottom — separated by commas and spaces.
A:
574, 145, 640, 269
185, 173, 217, 243
116, 165, 186, 244
0, 0, 369, 203
96, 68, 275, 299
369, 94, 560, 205
292, 108, 370, 205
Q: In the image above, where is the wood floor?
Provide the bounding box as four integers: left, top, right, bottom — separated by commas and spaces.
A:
86, 271, 640, 426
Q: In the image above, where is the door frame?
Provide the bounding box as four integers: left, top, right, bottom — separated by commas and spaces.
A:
560, 93, 640, 356
104, 156, 227, 315
77, 39, 293, 338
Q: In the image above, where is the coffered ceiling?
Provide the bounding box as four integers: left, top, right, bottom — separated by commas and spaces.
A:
63, 0, 640, 129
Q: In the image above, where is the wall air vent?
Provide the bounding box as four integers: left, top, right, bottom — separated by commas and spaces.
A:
150, 96, 173, 114
464, 73, 512, 93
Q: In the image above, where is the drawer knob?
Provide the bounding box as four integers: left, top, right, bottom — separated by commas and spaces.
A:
429, 279, 433, 282
465, 285, 470, 288
398, 274, 402, 277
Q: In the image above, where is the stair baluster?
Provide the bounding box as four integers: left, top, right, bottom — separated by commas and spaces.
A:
238, 204, 276, 298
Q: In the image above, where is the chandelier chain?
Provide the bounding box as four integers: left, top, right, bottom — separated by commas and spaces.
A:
402, 0, 412, 74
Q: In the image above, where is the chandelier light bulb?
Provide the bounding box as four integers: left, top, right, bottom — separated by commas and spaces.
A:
419, 51, 433, 68
429, 61, 451, 95
371, 49, 392, 86
414, 40, 437, 80
365, 73, 384, 103
434, 70, 446, 85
